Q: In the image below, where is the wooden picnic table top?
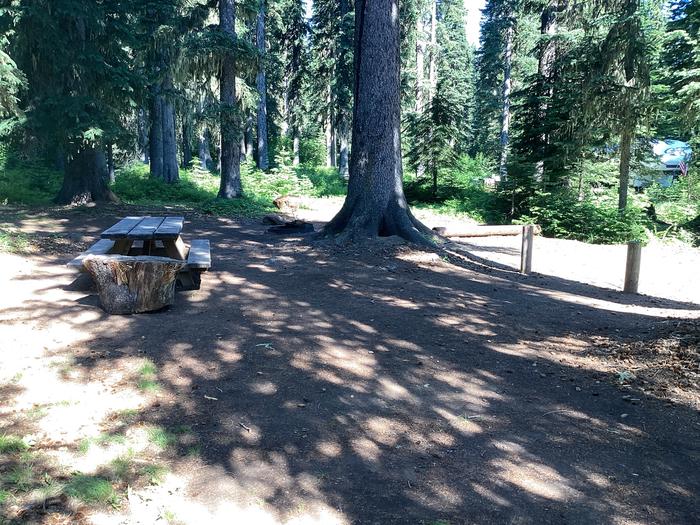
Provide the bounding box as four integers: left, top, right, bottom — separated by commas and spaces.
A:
100, 216, 185, 241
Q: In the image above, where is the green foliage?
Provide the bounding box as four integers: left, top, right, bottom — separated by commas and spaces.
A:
0, 163, 62, 205
0, 36, 26, 118
299, 135, 327, 167
297, 165, 347, 196
519, 190, 647, 244
406, 155, 509, 223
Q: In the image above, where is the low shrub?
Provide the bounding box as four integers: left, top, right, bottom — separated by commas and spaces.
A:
518, 190, 647, 244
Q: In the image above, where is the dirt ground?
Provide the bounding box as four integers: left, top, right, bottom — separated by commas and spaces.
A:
1, 202, 699, 525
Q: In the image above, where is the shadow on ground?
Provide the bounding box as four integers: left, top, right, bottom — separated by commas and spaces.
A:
2, 208, 700, 524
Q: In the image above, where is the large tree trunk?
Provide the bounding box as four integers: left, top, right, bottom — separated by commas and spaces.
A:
182, 114, 193, 168
218, 0, 243, 198
198, 128, 212, 170
415, 13, 426, 179
161, 72, 179, 183
138, 108, 149, 164
245, 116, 254, 159
293, 128, 300, 166
55, 144, 118, 205
255, 0, 270, 171
149, 69, 179, 183
149, 85, 164, 179
322, 0, 432, 244
499, 19, 514, 182
338, 116, 350, 180
535, 1, 561, 186
325, 85, 336, 167
428, 0, 438, 98
106, 143, 115, 184
618, 121, 633, 211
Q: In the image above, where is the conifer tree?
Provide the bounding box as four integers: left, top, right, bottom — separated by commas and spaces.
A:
8, 0, 138, 203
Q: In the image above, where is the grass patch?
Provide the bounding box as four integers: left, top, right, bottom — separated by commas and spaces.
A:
141, 464, 168, 485
0, 435, 28, 454
0, 228, 30, 254
116, 408, 140, 424
147, 427, 177, 450
137, 359, 160, 392
0, 489, 10, 505
4, 463, 35, 492
110, 453, 135, 481
78, 433, 127, 455
185, 445, 201, 457
65, 474, 118, 506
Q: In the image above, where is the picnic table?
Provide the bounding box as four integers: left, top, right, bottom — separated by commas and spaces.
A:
69, 215, 211, 290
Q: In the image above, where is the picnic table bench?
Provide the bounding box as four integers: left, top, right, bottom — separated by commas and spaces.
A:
68, 216, 211, 291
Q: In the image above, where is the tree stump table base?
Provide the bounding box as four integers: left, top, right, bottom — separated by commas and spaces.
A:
83, 255, 185, 314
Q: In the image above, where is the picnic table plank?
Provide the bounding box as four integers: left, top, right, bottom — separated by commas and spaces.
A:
154, 216, 184, 239
129, 217, 166, 240
100, 217, 143, 239
67, 239, 115, 268
187, 239, 211, 269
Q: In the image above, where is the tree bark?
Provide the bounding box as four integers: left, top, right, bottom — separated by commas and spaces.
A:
198, 128, 212, 170
138, 108, 149, 164
245, 116, 254, 159
161, 72, 179, 183
618, 121, 633, 211
149, 68, 179, 183
218, 0, 243, 198
415, 12, 426, 179
499, 19, 514, 182
338, 116, 350, 179
182, 114, 193, 168
256, 0, 270, 171
106, 143, 115, 184
55, 144, 118, 205
293, 129, 300, 166
535, 1, 562, 186
322, 0, 432, 244
325, 95, 336, 168
428, 0, 438, 98
84, 255, 185, 314
149, 85, 164, 179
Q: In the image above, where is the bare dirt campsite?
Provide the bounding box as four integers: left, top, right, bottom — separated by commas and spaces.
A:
1, 202, 699, 525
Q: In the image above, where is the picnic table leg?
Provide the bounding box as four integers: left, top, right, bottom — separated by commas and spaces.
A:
163, 236, 188, 260
112, 239, 133, 255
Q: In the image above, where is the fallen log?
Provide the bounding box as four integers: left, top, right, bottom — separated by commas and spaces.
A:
433, 224, 540, 238
83, 255, 185, 314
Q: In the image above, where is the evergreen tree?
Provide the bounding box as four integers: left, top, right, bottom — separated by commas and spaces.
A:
255, 0, 270, 170
0, 35, 25, 119
663, 0, 700, 138
406, 0, 474, 196
8, 0, 139, 203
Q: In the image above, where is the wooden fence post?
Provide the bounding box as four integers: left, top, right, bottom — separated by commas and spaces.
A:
520, 225, 534, 274
623, 241, 642, 293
